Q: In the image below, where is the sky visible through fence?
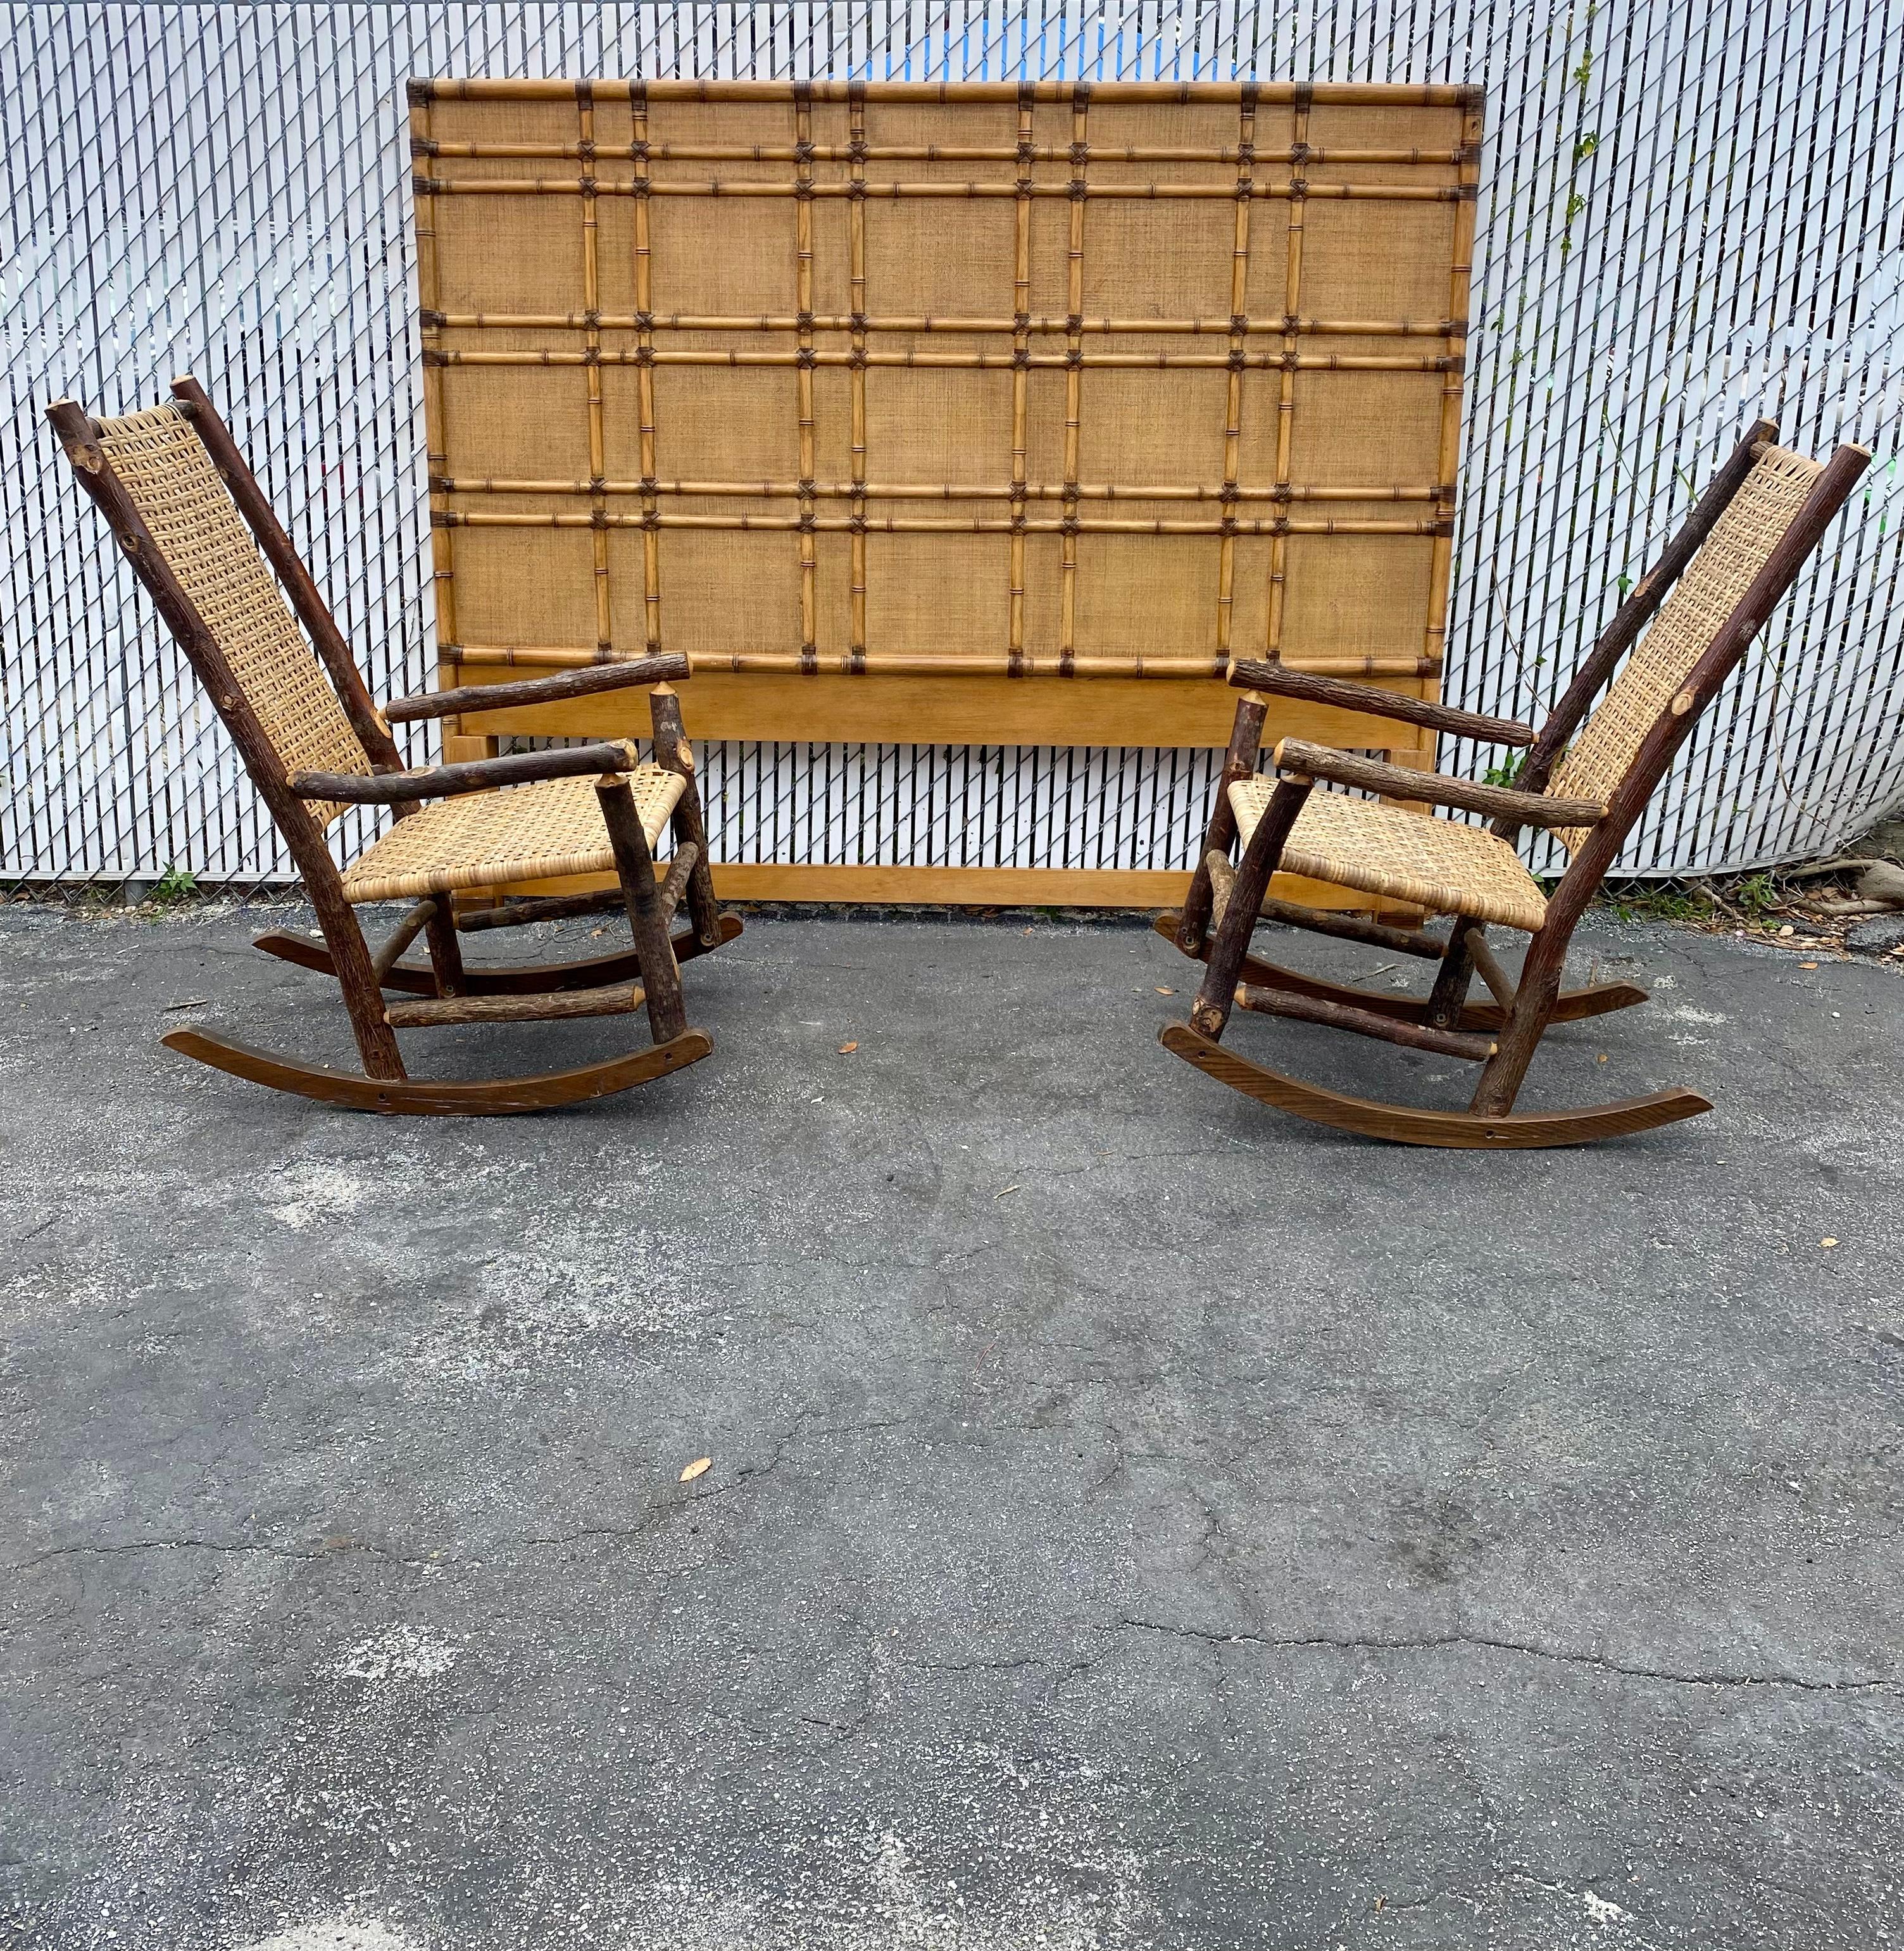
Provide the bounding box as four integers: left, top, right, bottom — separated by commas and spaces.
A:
3, 0, 1901, 889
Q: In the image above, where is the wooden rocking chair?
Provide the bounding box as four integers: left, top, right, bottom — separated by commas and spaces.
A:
49, 378, 741, 1115
1158, 420, 1870, 1148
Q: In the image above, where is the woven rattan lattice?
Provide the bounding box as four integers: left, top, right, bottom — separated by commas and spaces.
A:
410, 77, 1479, 903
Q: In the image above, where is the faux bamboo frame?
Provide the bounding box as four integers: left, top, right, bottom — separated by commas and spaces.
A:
411, 77, 1480, 904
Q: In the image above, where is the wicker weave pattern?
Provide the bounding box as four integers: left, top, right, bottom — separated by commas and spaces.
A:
416, 83, 1475, 684
1231, 775, 1550, 931
94, 404, 371, 827
1548, 444, 1824, 849
339, 764, 686, 904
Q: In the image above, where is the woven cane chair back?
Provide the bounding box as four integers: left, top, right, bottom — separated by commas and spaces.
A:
93, 405, 372, 824
1548, 442, 1825, 850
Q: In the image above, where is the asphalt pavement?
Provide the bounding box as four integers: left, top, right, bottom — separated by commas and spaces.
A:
3, 901, 1899, 1950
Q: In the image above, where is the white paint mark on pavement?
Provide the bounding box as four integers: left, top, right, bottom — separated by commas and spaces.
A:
237, 1918, 423, 1951
323, 1627, 458, 1684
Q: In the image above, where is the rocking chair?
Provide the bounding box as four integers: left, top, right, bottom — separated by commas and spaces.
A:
1159, 420, 1870, 1148
49, 379, 741, 1115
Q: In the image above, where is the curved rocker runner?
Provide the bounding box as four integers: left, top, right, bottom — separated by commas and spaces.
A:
1159, 420, 1870, 1148
49, 379, 742, 1115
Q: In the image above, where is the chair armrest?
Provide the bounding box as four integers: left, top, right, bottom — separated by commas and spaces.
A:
1228, 657, 1536, 746
383, 652, 691, 723
1272, 739, 1605, 829
291, 741, 640, 806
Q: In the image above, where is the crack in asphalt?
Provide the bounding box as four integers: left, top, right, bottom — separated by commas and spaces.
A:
1114, 1616, 1896, 1691
20, 1535, 441, 1571
20, 1536, 1901, 1703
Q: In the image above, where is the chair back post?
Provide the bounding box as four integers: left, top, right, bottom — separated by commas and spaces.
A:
1508, 418, 1779, 808
47, 396, 405, 1081
168, 376, 409, 777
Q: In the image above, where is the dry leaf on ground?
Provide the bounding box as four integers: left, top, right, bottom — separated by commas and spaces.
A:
680, 1457, 712, 1482
837, 1041, 858, 1054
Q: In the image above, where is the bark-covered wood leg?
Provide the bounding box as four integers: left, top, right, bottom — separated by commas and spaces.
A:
423, 898, 467, 998
1425, 922, 1476, 1028
1469, 925, 1569, 1115
372, 899, 438, 984
1463, 927, 1519, 1010
654, 844, 700, 926
596, 774, 688, 1045
313, 886, 407, 1081
1189, 775, 1312, 1041
1203, 850, 1236, 929
1177, 692, 1267, 953
648, 684, 723, 948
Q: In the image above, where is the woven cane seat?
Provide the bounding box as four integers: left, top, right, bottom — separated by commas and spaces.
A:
1230, 777, 1550, 932
341, 766, 686, 905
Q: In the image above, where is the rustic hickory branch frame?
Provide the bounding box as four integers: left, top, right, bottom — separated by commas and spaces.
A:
410, 78, 1481, 906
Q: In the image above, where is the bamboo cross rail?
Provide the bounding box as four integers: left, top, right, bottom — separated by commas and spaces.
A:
411, 79, 1483, 103
423, 311, 1463, 336
434, 510, 1450, 536
430, 477, 1448, 499
414, 175, 1474, 203
424, 348, 1459, 371
415, 142, 1474, 166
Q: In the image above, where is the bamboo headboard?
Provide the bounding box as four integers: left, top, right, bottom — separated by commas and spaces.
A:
410, 77, 1480, 903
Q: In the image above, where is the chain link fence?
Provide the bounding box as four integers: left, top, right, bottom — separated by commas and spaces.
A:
4, 0, 1901, 894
